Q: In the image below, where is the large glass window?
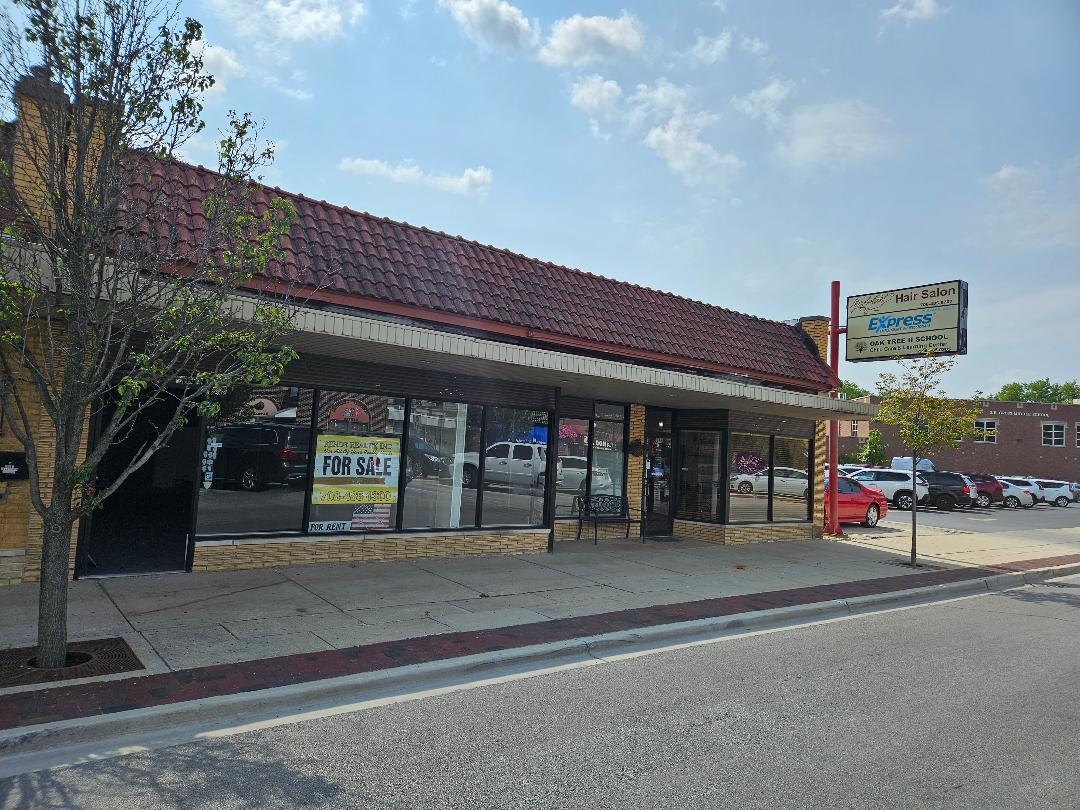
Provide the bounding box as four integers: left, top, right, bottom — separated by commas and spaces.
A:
1042, 422, 1065, 447
677, 431, 724, 522
307, 392, 405, 533
482, 407, 550, 526
556, 418, 590, 516
772, 436, 811, 521
729, 433, 770, 522
590, 419, 625, 499
402, 400, 482, 529
196, 386, 312, 536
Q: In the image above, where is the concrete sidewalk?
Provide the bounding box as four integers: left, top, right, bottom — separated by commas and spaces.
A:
2, 521, 1079, 699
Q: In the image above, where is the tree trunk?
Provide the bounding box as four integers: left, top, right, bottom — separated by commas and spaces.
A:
36, 502, 75, 668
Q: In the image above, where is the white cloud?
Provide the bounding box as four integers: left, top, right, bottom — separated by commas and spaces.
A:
193, 41, 246, 95
570, 74, 623, 112
689, 30, 732, 65
732, 78, 794, 125
263, 73, 313, 101
339, 157, 494, 197
539, 13, 644, 67
438, 0, 539, 51
643, 112, 744, 187
740, 35, 769, 56
209, 0, 366, 44
879, 0, 945, 28
777, 100, 898, 169
979, 158, 1080, 250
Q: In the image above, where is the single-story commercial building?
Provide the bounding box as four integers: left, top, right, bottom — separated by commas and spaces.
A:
0, 76, 874, 585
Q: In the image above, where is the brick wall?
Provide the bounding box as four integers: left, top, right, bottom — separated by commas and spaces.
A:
673, 519, 820, 544
797, 315, 831, 536
193, 529, 550, 571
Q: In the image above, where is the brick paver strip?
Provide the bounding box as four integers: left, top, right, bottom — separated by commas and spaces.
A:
2, 553, 1077, 732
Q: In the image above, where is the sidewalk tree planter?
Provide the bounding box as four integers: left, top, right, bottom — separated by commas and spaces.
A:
875, 354, 981, 566
0, 0, 297, 668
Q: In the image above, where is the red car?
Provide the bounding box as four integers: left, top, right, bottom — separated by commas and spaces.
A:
826, 476, 889, 527
964, 473, 1004, 508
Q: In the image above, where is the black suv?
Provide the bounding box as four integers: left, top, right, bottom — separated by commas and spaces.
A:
919, 471, 972, 511
211, 422, 310, 491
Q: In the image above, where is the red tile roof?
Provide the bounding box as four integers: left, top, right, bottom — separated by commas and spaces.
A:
148, 159, 838, 392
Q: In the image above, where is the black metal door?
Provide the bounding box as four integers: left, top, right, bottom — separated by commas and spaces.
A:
643, 409, 674, 536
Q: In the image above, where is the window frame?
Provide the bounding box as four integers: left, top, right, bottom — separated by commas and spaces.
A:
554, 402, 630, 519
1042, 421, 1066, 447
719, 430, 813, 526
974, 418, 997, 444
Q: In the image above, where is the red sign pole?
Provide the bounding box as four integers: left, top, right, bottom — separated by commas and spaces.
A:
827, 281, 846, 536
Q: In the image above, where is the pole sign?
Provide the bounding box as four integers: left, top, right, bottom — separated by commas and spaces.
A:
846, 280, 968, 362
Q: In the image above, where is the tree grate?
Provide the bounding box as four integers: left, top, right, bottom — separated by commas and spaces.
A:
0, 637, 144, 688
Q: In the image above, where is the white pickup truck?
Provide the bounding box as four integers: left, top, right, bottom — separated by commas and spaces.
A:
460, 442, 562, 489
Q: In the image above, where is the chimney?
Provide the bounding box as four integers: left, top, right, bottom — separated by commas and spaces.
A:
10, 66, 70, 225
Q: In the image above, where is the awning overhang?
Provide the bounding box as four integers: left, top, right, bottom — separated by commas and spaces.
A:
278, 304, 876, 422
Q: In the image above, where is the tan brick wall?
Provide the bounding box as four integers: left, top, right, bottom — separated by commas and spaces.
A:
0, 552, 25, 586
553, 520, 635, 542
626, 403, 645, 524
797, 314, 832, 538
192, 529, 549, 572
672, 519, 820, 545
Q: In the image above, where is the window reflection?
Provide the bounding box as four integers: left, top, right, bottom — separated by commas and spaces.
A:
677, 430, 724, 522
729, 433, 770, 522
772, 436, 811, 521
195, 386, 312, 536
482, 407, 550, 526
402, 401, 482, 529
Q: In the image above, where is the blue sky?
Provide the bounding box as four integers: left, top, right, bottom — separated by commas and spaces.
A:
184, 0, 1080, 396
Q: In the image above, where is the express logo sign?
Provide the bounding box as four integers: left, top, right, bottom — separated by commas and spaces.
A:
868, 312, 933, 335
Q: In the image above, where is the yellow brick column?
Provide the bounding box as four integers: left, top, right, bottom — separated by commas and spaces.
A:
797, 316, 832, 538
626, 404, 645, 529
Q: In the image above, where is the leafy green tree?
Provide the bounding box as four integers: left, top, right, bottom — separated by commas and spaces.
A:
858, 429, 888, 467
839, 380, 871, 400
986, 379, 1080, 403
876, 355, 982, 566
0, 1, 297, 667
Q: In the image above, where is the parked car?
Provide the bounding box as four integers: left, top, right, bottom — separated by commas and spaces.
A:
731, 466, 811, 498
999, 477, 1045, 505
891, 456, 935, 472
460, 442, 561, 489
1072, 483, 1080, 503
407, 435, 446, 479
999, 480, 1035, 509
210, 422, 310, 491
918, 470, 972, 510
838, 464, 866, 477
824, 476, 889, 527
959, 475, 981, 508
847, 468, 929, 511
964, 473, 1004, 508
557, 455, 614, 494
1035, 480, 1074, 507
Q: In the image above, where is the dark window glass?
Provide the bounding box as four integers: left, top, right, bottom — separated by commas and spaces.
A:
729, 433, 770, 522
838, 478, 860, 494
773, 437, 810, 521
594, 403, 626, 421
482, 407, 550, 526
677, 430, 724, 523
402, 401, 482, 529
307, 391, 404, 534
590, 420, 625, 501
556, 418, 590, 516
196, 386, 312, 536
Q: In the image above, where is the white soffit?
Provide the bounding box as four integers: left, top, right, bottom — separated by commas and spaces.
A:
283, 306, 876, 421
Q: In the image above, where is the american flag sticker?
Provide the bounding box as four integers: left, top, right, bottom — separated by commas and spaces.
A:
351, 503, 393, 530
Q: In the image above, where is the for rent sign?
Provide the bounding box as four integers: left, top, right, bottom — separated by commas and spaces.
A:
846, 280, 968, 362
310, 434, 400, 506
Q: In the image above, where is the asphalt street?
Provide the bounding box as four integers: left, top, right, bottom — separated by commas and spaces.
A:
876, 498, 1080, 534
4, 573, 1079, 809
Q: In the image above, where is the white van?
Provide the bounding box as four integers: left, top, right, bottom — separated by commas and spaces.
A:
891, 457, 935, 472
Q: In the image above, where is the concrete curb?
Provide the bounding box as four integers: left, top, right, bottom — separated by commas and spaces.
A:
1, 561, 1078, 776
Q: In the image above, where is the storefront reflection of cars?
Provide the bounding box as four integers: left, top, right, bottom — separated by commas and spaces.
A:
210, 422, 310, 491
557, 455, 614, 494
729, 466, 810, 498
459, 443, 562, 490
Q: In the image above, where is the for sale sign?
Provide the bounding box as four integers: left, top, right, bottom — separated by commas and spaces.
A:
846, 280, 968, 362
310, 434, 400, 506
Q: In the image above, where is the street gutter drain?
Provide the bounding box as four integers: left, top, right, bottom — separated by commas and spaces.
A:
0, 637, 144, 688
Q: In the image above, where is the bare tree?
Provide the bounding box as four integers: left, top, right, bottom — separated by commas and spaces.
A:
0, 0, 298, 667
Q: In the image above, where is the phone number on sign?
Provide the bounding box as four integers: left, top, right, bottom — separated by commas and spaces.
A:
311, 486, 397, 505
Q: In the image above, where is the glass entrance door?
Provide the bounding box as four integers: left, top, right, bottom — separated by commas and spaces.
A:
643, 409, 674, 536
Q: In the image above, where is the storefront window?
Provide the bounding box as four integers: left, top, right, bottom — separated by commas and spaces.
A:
729, 433, 770, 522
556, 418, 590, 516
195, 386, 312, 536
307, 391, 405, 533
402, 400, 483, 529
772, 436, 811, 521
590, 419, 625, 499
482, 407, 550, 526
677, 430, 724, 522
